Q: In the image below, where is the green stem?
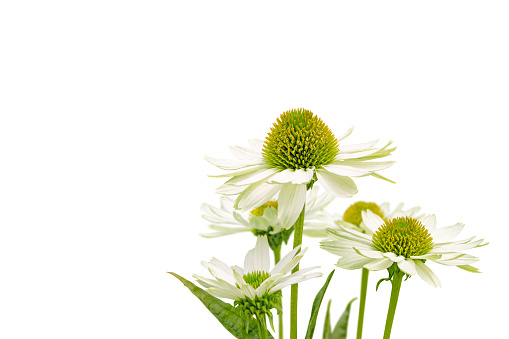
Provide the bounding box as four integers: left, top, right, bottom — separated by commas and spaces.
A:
382, 271, 404, 339
273, 245, 284, 339
290, 205, 306, 339
257, 315, 269, 339
356, 268, 369, 339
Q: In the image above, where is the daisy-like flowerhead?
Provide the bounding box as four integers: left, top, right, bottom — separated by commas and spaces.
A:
305, 201, 422, 237
194, 236, 321, 322
320, 210, 487, 287
206, 108, 396, 228
200, 185, 334, 249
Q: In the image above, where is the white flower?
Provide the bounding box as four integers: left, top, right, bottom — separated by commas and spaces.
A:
194, 236, 322, 302
321, 210, 487, 287
206, 109, 396, 228
305, 201, 423, 237
200, 185, 334, 238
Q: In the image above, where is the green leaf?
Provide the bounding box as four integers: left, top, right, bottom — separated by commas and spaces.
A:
305, 270, 335, 339
322, 300, 332, 339
168, 272, 274, 339
330, 298, 357, 339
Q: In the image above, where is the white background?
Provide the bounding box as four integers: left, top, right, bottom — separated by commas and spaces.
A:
1, 1, 508, 338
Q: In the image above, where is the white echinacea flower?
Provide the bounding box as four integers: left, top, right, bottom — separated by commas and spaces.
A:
321, 210, 487, 287
194, 235, 321, 320
201, 185, 334, 238
206, 108, 396, 228
305, 201, 423, 237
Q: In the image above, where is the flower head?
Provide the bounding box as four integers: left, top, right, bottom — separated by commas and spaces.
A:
200, 185, 333, 239
320, 210, 487, 287
305, 201, 423, 237
194, 236, 321, 319
206, 108, 396, 228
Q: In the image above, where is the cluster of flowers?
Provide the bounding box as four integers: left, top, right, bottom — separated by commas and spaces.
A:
174, 109, 486, 339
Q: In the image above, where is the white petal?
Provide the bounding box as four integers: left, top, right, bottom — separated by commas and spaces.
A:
382, 252, 405, 262
235, 181, 281, 212
216, 184, 248, 195
336, 126, 355, 141
316, 168, 358, 198
321, 164, 373, 177
205, 156, 263, 170
362, 210, 385, 233
278, 183, 307, 228
353, 247, 384, 259
229, 145, 261, 160
255, 236, 271, 273
241, 283, 257, 300
397, 259, 417, 276
336, 254, 374, 270
337, 140, 379, 153
432, 223, 465, 243
271, 245, 301, 275
271, 272, 322, 292
269, 168, 314, 184
415, 261, 441, 287
226, 167, 279, 186
256, 273, 284, 297
420, 214, 437, 233
363, 258, 393, 271
324, 160, 394, 177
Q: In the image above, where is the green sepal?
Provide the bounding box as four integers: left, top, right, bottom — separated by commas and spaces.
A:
305, 270, 335, 339
322, 300, 332, 339
376, 263, 409, 291
330, 298, 357, 339
168, 272, 274, 339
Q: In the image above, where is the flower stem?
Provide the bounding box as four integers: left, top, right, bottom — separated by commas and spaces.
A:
257, 315, 269, 339
382, 271, 404, 339
273, 245, 284, 339
356, 268, 369, 339
290, 205, 306, 339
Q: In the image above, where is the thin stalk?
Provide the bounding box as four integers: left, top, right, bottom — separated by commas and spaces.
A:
290, 205, 306, 339
257, 315, 269, 339
273, 245, 284, 339
382, 272, 404, 339
356, 268, 369, 339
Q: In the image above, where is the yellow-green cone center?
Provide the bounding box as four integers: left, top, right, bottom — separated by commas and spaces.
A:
343, 201, 384, 227
262, 108, 339, 170
243, 271, 270, 289
372, 217, 434, 258
250, 201, 278, 218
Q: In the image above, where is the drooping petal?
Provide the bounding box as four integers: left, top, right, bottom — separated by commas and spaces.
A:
363, 258, 393, 271
278, 183, 307, 228
415, 260, 441, 287
235, 181, 282, 212
382, 252, 405, 263
397, 259, 417, 276
316, 168, 358, 198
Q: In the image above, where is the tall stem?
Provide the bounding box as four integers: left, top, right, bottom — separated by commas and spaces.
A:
382, 272, 404, 339
290, 205, 306, 339
273, 245, 284, 339
356, 268, 369, 339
